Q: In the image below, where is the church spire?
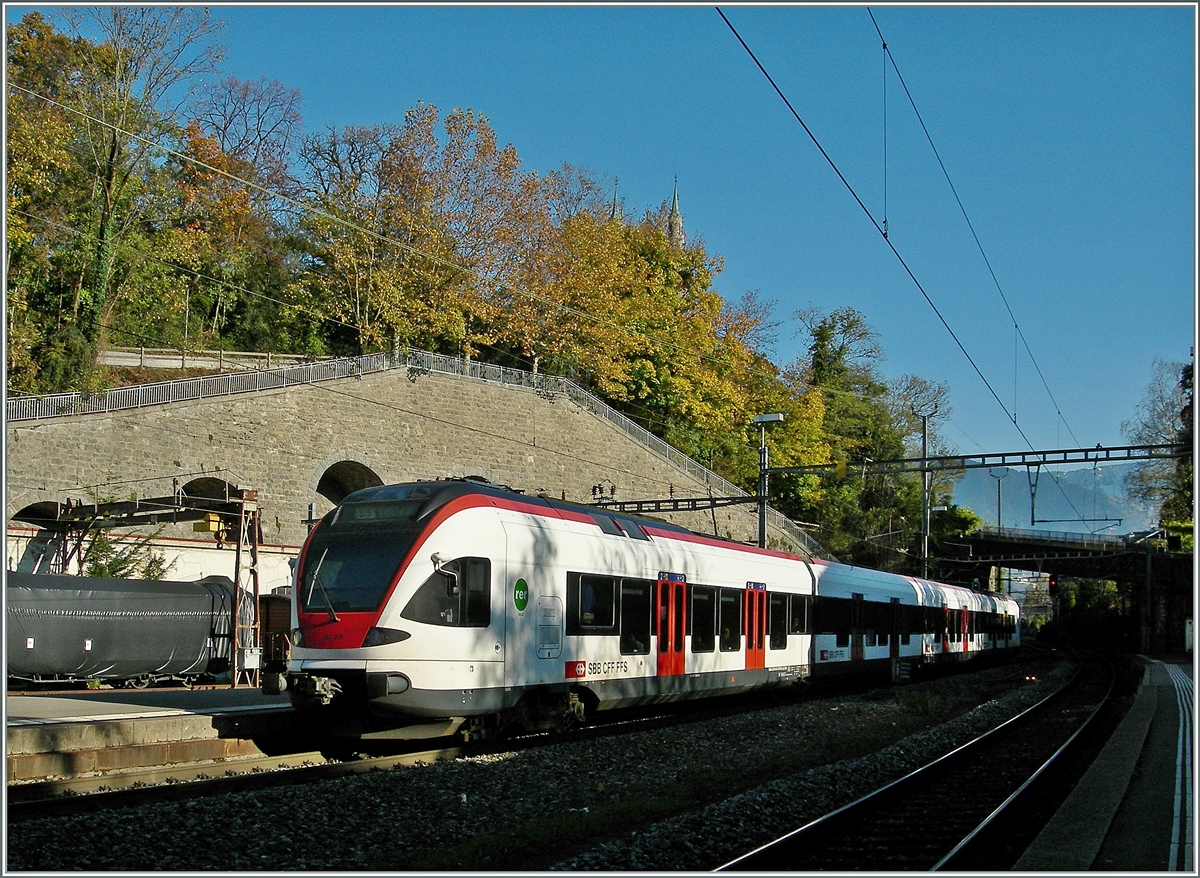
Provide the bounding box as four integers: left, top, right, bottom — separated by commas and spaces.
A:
667, 177, 684, 248
610, 178, 621, 222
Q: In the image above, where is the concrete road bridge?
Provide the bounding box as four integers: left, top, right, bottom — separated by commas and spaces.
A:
945, 526, 1192, 653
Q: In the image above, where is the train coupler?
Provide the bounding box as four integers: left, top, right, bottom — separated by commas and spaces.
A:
289, 673, 343, 707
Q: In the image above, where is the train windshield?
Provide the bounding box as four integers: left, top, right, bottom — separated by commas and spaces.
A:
296, 486, 441, 614
298, 527, 419, 614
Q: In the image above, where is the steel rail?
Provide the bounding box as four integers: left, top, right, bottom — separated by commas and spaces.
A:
932, 655, 1115, 869
719, 652, 1111, 871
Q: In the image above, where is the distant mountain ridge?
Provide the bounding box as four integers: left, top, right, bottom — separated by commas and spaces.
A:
949, 462, 1157, 535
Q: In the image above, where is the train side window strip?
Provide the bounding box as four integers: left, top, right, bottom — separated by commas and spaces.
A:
768, 593, 788, 650
619, 578, 653, 655
718, 588, 742, 652
788, 594, 811, 635
400, 557, 491, 628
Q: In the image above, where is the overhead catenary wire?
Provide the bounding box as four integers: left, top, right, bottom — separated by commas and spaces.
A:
718, 6, 1092, 526
717, 7, 1027, 449
865, 8, 1083, 449
865, 8, 1090, 525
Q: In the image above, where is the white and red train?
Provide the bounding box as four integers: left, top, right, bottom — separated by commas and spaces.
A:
274, 479, 1019, 737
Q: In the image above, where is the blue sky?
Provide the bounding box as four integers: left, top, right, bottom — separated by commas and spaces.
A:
18, 4, 1197, 458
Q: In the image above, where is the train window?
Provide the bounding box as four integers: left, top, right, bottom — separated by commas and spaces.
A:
864, 601, 890, 648
719, 589, 741, 652
813, 596, 851, 639
925, 606, 942, 636
589, 513, 625, 537
613, 516, 652, 540
462, 559, 491, 626
768, 593, 788, 650
789, 595, 810, 635
619, 579, 652, 655
899, 604, 912, 645
566, 573, 617, 635
690, 586, 716, 653
401, 557, 491, 628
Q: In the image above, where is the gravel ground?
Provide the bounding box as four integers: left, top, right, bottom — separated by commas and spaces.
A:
6, 650, 1071, 872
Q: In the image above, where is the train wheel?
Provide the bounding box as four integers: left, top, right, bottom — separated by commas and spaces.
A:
506, 691, 586, 734
460, 715, 499, 743
124, 675, 151, 690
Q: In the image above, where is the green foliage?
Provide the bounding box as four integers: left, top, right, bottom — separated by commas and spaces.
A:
81, 529, 174, 580
1037, 577, 1133, 650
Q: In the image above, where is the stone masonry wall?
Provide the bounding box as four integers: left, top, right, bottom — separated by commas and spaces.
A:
6, 369, 773, 552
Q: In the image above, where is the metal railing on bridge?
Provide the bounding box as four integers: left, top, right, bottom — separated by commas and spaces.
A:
6, 347, 826, 559
975, 525, 1170, 552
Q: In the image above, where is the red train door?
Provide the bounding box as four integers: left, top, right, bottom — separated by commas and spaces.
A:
961, 608, 970, 654
744, 585, 767, 670
656, 574, 687, 676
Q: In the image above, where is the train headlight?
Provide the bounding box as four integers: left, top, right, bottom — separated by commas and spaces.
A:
290, 628, 304, 647
363, 627, 412, 647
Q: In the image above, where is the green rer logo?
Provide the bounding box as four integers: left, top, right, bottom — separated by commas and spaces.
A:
513, 578, 529, 612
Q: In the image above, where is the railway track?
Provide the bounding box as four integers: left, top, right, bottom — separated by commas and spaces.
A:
6, 682, 803, 823
719, 650, 1115, 871
8, 651, 1078, 843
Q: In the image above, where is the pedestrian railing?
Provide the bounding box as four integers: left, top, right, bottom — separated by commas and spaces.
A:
7, 346, 830, 558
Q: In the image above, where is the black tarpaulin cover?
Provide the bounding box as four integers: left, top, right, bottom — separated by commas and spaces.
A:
6, 572, 237, 681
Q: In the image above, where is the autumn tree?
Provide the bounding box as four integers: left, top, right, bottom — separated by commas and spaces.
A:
61, 7, 224, 352
1122, 356, 1194, 531
5, 8, 227, 391
5, 13, 95, 391
288, 119, 471, 355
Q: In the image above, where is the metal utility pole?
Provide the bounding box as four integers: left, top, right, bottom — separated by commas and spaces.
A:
989, 467, 1009, 529
753, 413, 785, 549
914, 406, 937, 579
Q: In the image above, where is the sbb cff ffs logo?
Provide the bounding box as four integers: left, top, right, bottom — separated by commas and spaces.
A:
565, 660, 587, 679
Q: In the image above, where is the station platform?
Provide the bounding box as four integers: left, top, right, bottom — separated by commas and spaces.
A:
5, 687, 296, 783
1015, 655, 1194, 872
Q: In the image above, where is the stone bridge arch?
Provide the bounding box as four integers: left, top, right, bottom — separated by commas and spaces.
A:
311, 453, 387, 515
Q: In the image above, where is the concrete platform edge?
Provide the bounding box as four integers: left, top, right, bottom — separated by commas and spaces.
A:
1013, 662, 1157, 871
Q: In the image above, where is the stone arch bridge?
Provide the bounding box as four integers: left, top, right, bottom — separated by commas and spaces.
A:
6, 349, 818, 586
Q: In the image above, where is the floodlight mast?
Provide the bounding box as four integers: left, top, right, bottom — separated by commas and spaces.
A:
753, 413, 785, 549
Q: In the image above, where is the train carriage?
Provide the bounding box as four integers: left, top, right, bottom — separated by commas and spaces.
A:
277, 478, 1018, 736
6, 572, 241, 688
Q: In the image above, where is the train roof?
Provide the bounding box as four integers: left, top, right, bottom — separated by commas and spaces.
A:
337, 477, 760, 550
